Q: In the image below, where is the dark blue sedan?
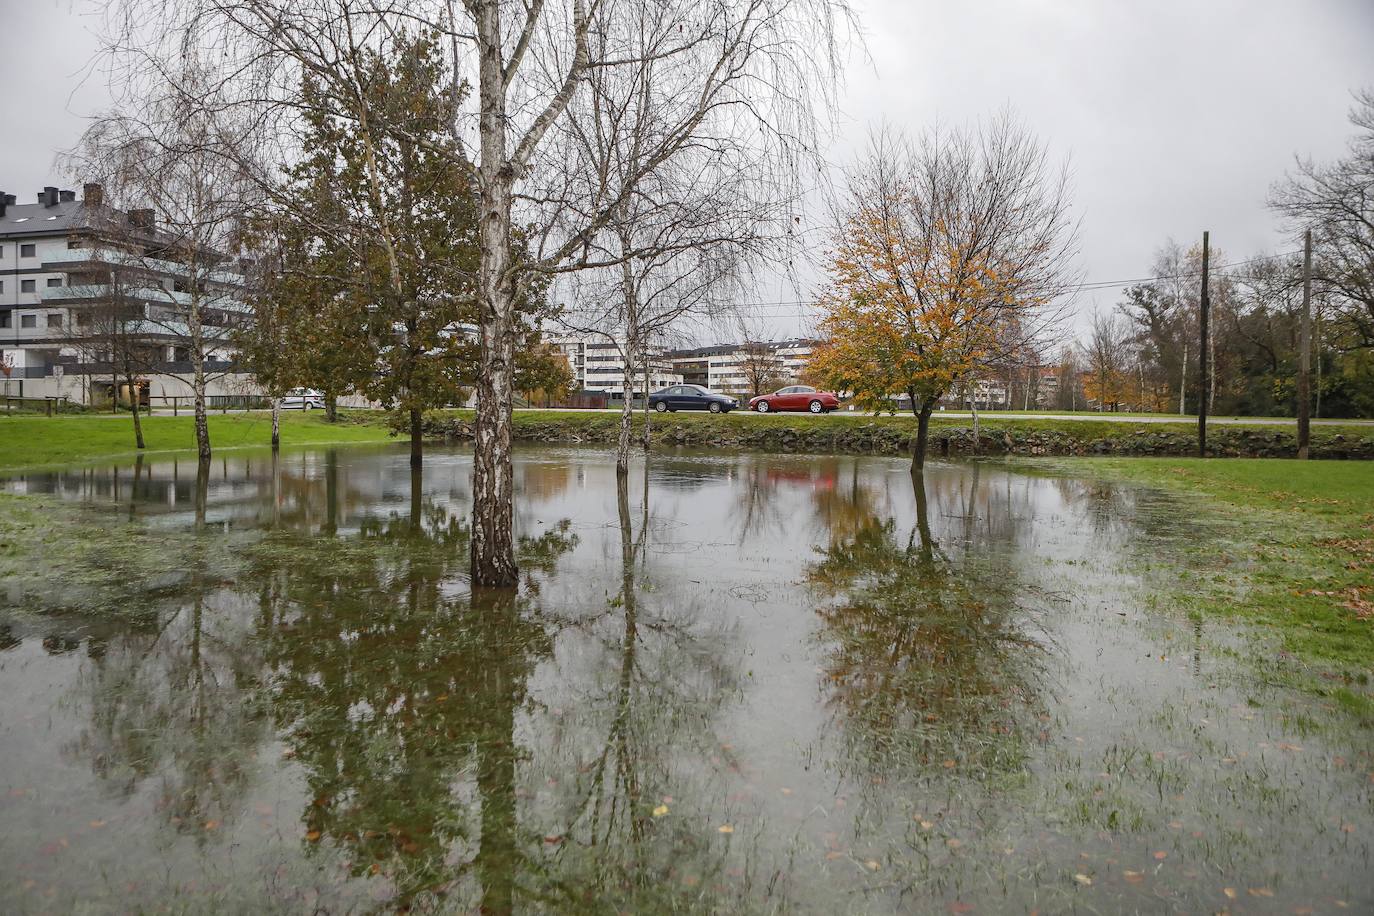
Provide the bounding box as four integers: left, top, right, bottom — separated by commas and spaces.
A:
647, 385, 739, 414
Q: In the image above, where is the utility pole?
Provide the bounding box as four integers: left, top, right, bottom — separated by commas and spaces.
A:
1297, 229, 1313, 459
1197, 231, 1210, 458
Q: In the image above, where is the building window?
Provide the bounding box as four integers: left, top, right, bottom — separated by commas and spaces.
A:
47, 313, 63, 328
21, 279, 36, 293
21, 314, 37, 329
47, 277, 63, 288
0, 311, 10, 328
20, 244, 36, 258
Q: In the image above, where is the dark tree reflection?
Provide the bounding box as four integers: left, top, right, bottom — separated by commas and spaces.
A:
254, 471, 570, 909
809, 468, 1049, 781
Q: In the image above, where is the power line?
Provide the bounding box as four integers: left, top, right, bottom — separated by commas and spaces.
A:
727, 249, 1305, 311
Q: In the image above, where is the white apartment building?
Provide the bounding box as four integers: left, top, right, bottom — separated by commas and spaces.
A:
1, 184, 253, 405
548, 335, 682, 399
668, 338, 818, 397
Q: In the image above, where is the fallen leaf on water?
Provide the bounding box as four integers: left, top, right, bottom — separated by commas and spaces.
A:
203, 820, 220, 831
89, 820, 106, 829
947, 902, 974, 914
918, 820, 934, 830
1223, 887, 1237, 899
825, 851, 844, 860
946, 839, 962, 849
866, 860, 881, 871
652, 805, 669, 817
305, 830, 321, 842
943, 759, 956, 769
543, 835, 564, 845
1073, 874, 1092, 886
1340, 823, 1355, 833
780, 787, 793, 795
1247, 887, 1274, 897
1123, 870, 1144, 884
1152, 851, 1168, 860
1276, 743, 1304, 752
717, 825, 734, 834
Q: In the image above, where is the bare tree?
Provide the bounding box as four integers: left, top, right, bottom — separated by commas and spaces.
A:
1271, 88, 1374, 352
60, 247, 151, 449
1080, 309, 1132, 412
67, 66, 255, 463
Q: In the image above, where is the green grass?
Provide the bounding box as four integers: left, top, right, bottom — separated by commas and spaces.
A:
1033, 457, 1374, 687
0, 411, 394, 471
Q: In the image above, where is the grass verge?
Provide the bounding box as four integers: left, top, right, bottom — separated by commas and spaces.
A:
0, 412, 394, 471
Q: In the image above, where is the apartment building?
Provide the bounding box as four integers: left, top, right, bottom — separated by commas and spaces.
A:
668, 338, 818, 397
547, 335, 682, 399
1, 184, 252, 404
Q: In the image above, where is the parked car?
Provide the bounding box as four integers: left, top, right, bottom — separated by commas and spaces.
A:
647, 384, 738, 414
749, 385, 841, 414
280, 387, 326, 410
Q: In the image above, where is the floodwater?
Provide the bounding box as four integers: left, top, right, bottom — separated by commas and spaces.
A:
0, 446, 1369, 914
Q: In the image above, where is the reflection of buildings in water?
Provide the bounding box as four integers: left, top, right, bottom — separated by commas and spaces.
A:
517, 457, 572, 500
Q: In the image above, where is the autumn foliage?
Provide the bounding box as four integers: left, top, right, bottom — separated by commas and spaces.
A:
809, 119, 1076, 466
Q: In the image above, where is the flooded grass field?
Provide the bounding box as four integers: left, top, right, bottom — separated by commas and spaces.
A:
0, 446, 1370, 913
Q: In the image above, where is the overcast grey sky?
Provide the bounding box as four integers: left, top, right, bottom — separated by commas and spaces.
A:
3, 0, 1371, 337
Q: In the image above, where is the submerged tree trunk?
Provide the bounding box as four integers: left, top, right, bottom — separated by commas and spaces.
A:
409, 406, 423, 467
270, 397, 281, 450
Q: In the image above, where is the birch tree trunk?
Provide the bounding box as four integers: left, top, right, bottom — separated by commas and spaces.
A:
641, 361, 652, 451
189, 288, 210, 463
616, 251, 638, 475
271, 397, 280, 449
470, 0, 519, 587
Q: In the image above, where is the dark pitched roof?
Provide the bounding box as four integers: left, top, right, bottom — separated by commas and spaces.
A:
0, 201, 100, 238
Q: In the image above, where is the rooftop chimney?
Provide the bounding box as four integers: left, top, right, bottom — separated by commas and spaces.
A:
0, 192, 12, 218
39, 186, 59, 208
83, 182, 104, 208
59, 189, 75, 203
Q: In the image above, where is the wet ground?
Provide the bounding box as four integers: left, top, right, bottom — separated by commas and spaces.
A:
0, 446, 1370, 914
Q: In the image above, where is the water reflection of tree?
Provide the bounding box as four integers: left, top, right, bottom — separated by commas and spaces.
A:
808, 468, 1048, 780
527, 470, 745, 911
68, 462, 270, 838
255, 470, 572, 909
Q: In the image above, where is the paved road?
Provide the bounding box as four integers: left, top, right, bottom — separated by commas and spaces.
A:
50, 407, 1374, 426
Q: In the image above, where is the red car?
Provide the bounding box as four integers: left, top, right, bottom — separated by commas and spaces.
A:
749, 385, 841, 414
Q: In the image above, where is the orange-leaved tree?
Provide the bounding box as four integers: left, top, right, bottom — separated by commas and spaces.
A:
810, 119, 1077, 467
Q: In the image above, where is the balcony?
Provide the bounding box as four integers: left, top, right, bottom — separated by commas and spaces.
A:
42, 284, 249, 313
41, 248, 245, 288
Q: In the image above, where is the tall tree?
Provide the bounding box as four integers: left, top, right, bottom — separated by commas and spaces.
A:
1271, 88, 1374, 352
69, 64, 255, 463
94, 0, 851, 584
808, 120, 1076, 468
